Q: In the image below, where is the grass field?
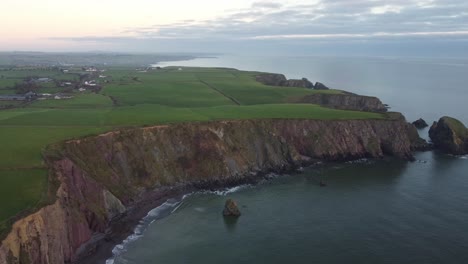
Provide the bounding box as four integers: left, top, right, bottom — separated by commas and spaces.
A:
30, 93, 114, 108
0, 66, 385, 233
0, 169, 48, 229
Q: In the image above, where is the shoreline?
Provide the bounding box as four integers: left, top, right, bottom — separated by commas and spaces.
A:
76, 187, 187, 264
2, 117, 423, 263
75, 165, 296, 264
76, 156, 401, 264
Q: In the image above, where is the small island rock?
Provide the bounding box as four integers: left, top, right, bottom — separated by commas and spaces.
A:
429, 116, 468, 155
412, 118, 429, 129
223, 199, 241, 217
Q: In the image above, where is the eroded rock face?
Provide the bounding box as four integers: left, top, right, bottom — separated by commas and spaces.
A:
255, 74, 288, 86
429, 116, 468, 155
223, 199, 241, 217
406, 123, 432, 151
0, 159, 120, 264
1, 118, 424, 263
255, 74, 314, 88
412, 118, 429, 129
295, 93, 388, 112
283, 78, 314, 88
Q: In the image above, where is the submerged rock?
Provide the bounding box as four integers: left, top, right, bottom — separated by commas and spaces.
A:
412, 118, 429, 129
429, 116, 468, 155
223, 199, 241, 217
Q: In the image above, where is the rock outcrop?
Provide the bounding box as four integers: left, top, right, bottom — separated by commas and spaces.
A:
406, 122, 433, 151
1, 118, 425, 263
294, 93, 388, 112
223, 199, 241, 217
412, 118, 429, 129
255, 74, 314, 88
285, 78, 314, 88
429, 116, 468, 155
256, 73, 288, 86
314, 82, 330, 90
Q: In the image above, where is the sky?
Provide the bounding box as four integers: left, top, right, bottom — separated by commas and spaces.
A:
2, 0, 468, 57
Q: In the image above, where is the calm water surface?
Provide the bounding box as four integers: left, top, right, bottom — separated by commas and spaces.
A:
110, 56, 468, 264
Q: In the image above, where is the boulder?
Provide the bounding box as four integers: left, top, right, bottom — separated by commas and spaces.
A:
223, 199, 241, 217
314, 82, 330, 90
429, 116, 468, 155
412, 118, 429, 129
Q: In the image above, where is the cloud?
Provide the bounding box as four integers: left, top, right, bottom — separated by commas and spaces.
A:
370, 5, 403, 14
251, 1, 282, 9
50, 0, 468, 53
251, 30, 468, 40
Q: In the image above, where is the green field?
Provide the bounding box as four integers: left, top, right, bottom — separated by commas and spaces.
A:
0, 66, 385, 234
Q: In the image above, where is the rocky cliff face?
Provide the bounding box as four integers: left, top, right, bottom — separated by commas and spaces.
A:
429, 116, 468, 155
295, 93, 388, 112
255, 74, 314, 88
0, 118, 424, 264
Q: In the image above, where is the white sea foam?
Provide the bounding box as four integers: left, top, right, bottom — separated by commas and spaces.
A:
106, 185, 249, 263
346, 158, 371, 164
206, 185, 251, 196
448, 154, 468, 159
106, 198, 183, 264
194, 207, 206, 212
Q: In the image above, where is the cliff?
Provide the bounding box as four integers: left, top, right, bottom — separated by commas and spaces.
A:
0, 118, 425, 264
429, 116, 468, 155
255, 74, 315, 89
294, 93, 388, 112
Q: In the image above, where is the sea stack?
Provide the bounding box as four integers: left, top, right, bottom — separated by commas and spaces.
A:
429, 116, 468, 155
223, 199, 241, 217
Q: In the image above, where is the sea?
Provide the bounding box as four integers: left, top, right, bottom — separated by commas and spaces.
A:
107, 55, 468, 264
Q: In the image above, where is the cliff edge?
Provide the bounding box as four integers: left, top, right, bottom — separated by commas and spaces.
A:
294, 93, 388, 112
0, 118, 425, 264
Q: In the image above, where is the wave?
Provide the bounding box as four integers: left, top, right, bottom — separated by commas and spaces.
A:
201, 184, 252, 196
106, 198, 183, 264
447, 154, 468, 160
346, 158, 372, 164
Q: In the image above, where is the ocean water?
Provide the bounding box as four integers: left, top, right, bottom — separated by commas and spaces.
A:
109, 56, 468, 264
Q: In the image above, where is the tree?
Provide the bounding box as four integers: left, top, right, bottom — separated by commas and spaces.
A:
14, 81, 39, 94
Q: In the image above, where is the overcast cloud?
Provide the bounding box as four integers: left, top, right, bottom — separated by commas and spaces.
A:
51, 0, 468, 56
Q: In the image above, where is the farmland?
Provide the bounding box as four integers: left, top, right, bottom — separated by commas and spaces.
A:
0, 66, 384, 234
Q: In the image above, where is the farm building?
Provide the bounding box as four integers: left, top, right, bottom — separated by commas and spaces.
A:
0, 91, 37, 101
35, 78, 52, 83
0, 95, 26, 101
